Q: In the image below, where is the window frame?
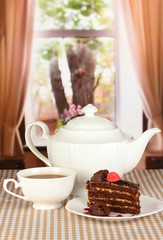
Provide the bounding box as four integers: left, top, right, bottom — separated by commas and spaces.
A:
34, 29, 116, 38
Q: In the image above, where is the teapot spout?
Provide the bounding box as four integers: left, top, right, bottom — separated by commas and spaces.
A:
135, 128, 161, 147
125, 128, 161, 173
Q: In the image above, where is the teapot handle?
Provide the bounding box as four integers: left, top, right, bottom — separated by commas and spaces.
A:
25, 121, 52, 167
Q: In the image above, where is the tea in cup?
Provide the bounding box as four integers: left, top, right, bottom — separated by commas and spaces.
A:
3, 167, 76, 210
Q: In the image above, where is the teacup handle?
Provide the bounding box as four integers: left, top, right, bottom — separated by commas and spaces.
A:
3, 179, 26, 201
25, 121, 52, 167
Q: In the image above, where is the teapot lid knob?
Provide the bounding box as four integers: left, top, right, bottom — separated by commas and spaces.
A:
82, 104, 97, 117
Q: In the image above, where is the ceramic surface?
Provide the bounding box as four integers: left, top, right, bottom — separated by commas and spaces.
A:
3, 167, 76, 210
66, 195, 163, 221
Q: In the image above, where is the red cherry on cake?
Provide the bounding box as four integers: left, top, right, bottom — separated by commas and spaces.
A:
107, 172, 120, 182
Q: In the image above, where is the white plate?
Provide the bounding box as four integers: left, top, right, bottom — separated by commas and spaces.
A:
66, 195, 163, 221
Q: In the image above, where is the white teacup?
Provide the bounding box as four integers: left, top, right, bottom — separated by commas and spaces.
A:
3, 167, 76, 210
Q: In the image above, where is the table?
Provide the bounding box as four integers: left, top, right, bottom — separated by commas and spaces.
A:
0, 169, 163, 240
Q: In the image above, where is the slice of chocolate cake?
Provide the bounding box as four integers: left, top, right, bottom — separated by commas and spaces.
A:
86, 170, 141, 215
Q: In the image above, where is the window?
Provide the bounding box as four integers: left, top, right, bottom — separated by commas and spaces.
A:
25, 0, 117, 145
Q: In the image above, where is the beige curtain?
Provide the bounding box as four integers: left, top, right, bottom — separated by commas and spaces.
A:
120, 0, 163, 153
0, 0, 35, 157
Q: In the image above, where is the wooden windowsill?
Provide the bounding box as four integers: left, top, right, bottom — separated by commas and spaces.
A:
146, 155, 163, 169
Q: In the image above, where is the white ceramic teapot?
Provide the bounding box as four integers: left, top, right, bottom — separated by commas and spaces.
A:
25, 104, 161, 196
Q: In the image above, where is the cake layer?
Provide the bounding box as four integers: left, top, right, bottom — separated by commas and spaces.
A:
88, 189, 140, 201
107, 205, 140, 214
87, 200, 141, 214
86, 181, 139, 194
87, 198, 140, 208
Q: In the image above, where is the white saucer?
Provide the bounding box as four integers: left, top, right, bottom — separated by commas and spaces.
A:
66, 195, 163, 221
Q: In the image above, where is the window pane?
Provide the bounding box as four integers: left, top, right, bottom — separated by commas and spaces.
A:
30, 37, 115, 134
35, 0, 114, 30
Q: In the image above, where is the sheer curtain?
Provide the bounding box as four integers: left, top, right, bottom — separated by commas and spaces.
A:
0, 0, 35, 158
119, 0, 163, 153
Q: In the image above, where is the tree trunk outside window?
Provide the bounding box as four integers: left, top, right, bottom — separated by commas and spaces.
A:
50, 41, 97, 118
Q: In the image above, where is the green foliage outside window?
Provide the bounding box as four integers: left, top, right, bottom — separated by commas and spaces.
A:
36, 0, 113, 30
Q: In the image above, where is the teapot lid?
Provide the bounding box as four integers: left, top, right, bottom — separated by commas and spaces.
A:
56, 104, 132, 143
64, 104, 115, 131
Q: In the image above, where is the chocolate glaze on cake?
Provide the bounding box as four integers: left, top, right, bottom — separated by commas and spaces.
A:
86, 170, 141, 215
90, 170, 139, 189
90, 170, 108, 182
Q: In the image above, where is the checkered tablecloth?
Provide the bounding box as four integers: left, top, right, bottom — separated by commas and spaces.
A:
0, 169, 162, 240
